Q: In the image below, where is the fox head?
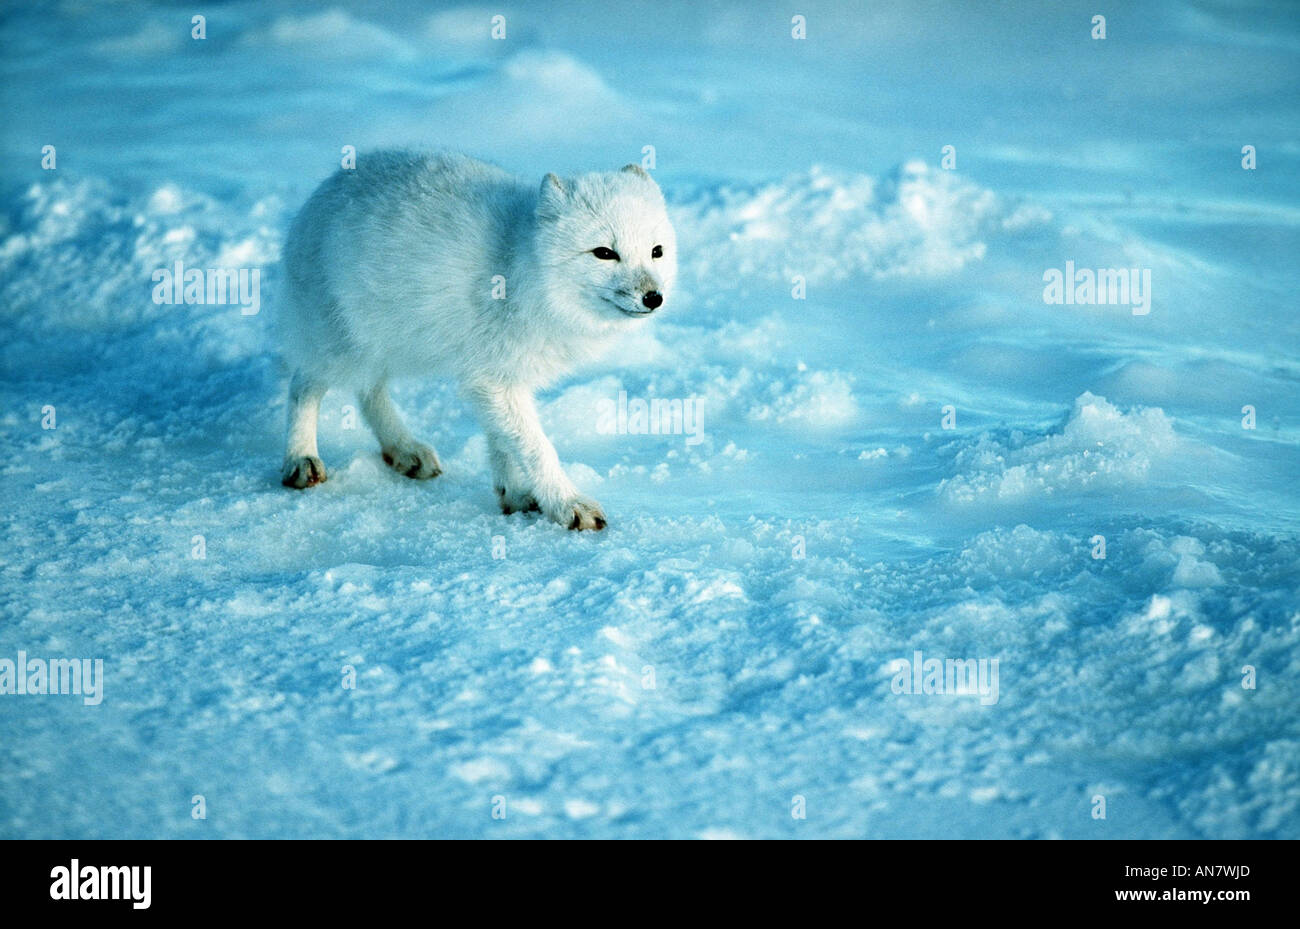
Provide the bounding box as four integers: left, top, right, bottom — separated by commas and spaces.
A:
534, 164, 677, 327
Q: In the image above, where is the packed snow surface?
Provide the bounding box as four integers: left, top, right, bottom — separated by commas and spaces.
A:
1, 0, 1297, 838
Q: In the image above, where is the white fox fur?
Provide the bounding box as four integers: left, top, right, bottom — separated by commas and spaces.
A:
277, 151, 677, 530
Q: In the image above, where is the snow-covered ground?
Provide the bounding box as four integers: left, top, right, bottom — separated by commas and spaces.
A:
1, 0, 1297, 838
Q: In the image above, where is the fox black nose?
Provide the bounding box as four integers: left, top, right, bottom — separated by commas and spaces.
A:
641, 291, 663, 310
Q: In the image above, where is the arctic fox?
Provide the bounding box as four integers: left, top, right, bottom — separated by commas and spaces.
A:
277, 151, 677, 530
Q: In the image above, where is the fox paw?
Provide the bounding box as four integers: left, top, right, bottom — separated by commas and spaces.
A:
382, 443, 442, 480
549, 496, 606, 531
496, 485, 540, 515
282, 455, 327, 488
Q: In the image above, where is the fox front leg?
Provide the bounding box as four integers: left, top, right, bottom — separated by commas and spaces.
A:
469, 383, 605, 530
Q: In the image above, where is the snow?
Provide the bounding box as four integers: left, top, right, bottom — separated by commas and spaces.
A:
938, 392, 1180, 503
1, 0, 1298, 839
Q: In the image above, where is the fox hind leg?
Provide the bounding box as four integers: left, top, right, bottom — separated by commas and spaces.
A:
282, 372, 329, 488
360, 381, 442, 480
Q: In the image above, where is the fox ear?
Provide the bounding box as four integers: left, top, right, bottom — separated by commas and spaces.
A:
541, 173, 568, 197
621, 163, 650, 180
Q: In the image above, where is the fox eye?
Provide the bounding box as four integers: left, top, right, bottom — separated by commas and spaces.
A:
591, 247, 619, 261
652, 245, 663, 259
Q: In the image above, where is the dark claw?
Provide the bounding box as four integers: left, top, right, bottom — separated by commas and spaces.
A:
500, 495, 540, 515
282, 458, 325, 488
